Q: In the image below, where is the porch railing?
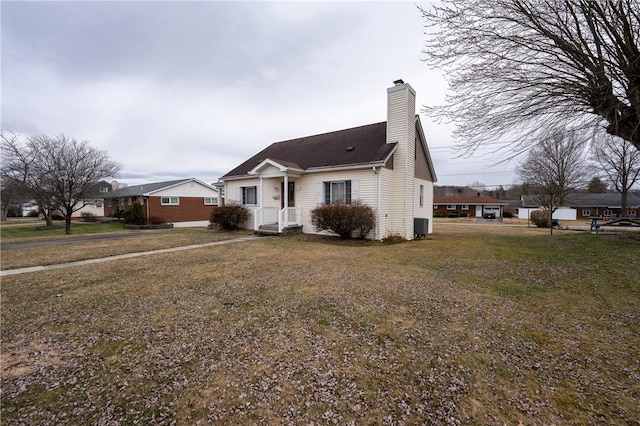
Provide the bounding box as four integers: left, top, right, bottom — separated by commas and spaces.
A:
254, 206, 278, 230
254, 207, 262, 230
279, 207, 301, 232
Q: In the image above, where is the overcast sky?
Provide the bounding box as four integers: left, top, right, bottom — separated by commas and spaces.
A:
2, 1, 518, 188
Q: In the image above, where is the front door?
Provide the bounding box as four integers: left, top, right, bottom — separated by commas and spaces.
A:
281, 182, 295, 208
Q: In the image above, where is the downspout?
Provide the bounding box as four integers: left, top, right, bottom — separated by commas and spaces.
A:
283, 174, 289, 230
373, 166, 379, 240
144, 196, 149, 224
259, 177, 264, 230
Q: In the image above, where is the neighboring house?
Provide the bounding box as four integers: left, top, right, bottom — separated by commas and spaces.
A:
20, 180, 113, 218
519, 192, 640, 220
71, 180, 113, 218
103, 178, 219, 225
216, 80, 437, 240
433, 194, 509, 218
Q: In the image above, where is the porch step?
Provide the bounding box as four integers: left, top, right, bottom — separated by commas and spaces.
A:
254, 224, 303, 236
255, 223, 279, 236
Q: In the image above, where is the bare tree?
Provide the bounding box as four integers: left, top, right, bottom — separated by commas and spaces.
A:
420, 0, 640, 156
592, 135, 640, 216
518, 130, 588, 232
1, 132, 121, 234
2, 131, 59, 226
0, 177, 30, 220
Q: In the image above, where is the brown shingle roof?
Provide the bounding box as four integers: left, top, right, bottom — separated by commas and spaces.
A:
222, 121, 395, 178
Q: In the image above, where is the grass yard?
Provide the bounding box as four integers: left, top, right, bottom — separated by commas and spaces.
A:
1, 222, 243, 270
0, 219, 128, 241
1, 224, 639, 424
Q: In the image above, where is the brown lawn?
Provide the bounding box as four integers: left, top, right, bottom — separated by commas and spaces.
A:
1, 223, 639, 424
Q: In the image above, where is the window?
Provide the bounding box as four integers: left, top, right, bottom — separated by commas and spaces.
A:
446, 205, 456, 210
628, 210, 636, 218
99, 187, 109, 193
324, 180, 351, 204
241, 186, 257, 205
461, 205, 469, 210
419, 185, 424, 207
161, 197, 179, 205
433, 205, 438, 209
96, 202, 103, 208
582, 209, 590, 217
604, 209, 613, 217
204, 197, 218, 205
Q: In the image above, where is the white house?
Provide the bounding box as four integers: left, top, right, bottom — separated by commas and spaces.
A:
20, 180, 113, 218
216, 80, 437, 240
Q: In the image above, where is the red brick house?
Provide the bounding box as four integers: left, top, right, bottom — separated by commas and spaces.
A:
519, 192, 640, 220
434, 195, 508, 218
104, 178, 219, 225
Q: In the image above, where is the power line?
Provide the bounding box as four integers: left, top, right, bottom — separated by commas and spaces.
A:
437, 170, 515, 177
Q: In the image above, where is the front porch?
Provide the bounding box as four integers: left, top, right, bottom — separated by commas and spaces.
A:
248, 159, 304, 235
254, 206, 303, 235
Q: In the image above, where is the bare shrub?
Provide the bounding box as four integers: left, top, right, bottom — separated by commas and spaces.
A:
210, 202, 249, 230
530, 210, 549, 228
382, 232, 408, 245
80, 212, 97, 222
310, 201, 375, 239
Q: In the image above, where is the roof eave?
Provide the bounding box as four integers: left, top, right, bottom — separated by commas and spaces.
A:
415, 116, 437, 183
305, 161, 389, 173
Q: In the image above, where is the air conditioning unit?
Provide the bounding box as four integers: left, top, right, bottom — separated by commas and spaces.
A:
414, 218, 429, 238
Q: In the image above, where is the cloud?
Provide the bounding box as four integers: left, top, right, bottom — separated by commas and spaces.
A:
1, 1, 518, 188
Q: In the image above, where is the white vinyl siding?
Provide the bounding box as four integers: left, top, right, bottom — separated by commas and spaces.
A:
387, 83, 416, 240
413, 178, 434, 234
152, 180, 219, 198
297, 171, 371, 235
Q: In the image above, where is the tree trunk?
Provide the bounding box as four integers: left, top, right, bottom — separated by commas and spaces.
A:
43, 211, 53, 227
621, 190, 629, 217
65, 215, 72, 234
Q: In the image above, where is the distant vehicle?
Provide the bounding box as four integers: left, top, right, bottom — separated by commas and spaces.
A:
483, 211, 496, 219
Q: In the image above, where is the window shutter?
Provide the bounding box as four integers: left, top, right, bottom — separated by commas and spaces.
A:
317, 182, 324, 204
237, 187, 242, 203
351, 179, 359, 202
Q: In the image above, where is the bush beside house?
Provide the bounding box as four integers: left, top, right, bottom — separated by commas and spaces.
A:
210, 203, 249, 230
310, 201, 376, 239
